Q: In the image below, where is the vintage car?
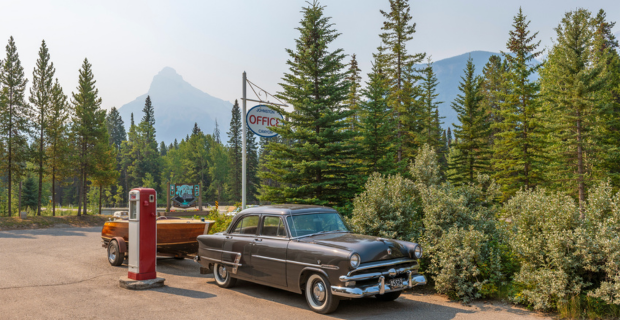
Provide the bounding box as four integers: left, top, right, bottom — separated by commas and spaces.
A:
102, 216, 213, 266
194, 205, 426, 314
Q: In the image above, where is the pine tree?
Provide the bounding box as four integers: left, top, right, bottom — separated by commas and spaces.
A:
379, 0, 426, 164
346, 54, 362, 129
493, 8, 545, 200
130, 96, 160, 192
246, 130, 259, 202
21, 176, 37, 210
192, 122, 201, 136
261, 1, 354, 207
592, 10, 620, 190
71, 58, 107, 215
358, 56, 397, 176
46, 79, 70, 216
226, 100, 242, 201
29, 40, 55, 216
0, 36, 29, 216
480, 55, 509, 145
449, 57, 490, 184
105, 107, 126, 151
417, 58, 443, 151
540, 9, 609, 215
213, 120, 221, 144
173, 138, 178, 149
159, 141, 167, 156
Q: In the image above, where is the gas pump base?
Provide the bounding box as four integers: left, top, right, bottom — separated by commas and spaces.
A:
119, 276, 165, 290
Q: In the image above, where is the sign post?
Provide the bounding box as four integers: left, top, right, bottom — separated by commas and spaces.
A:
241, 72, 285, 210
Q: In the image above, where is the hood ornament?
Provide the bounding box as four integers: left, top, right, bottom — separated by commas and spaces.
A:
387, 248, 392, 255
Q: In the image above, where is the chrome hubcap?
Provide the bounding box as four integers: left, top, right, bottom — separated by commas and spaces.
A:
313, 281, 326, 302
218, 265, 228, 280
109, 247, 116, 261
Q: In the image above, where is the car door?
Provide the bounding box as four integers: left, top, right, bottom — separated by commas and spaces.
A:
222, 215, 259, 280
251, 215, 289, 287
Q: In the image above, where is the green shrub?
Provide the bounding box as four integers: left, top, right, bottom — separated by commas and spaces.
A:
200, 207, 233, 234
347, 172, 422, 241
503, 182, 620, 311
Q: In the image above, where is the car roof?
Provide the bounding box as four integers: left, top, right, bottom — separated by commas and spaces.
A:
236, 204, 338, 217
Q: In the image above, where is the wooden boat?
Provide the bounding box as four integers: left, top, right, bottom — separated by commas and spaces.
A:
101, 217, 214, 265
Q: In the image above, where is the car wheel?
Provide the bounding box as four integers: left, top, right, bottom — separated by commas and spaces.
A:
213, 263, 237, 288
305, 273, 339, 314
107, 240, 124, 266
375, 291, 402, 301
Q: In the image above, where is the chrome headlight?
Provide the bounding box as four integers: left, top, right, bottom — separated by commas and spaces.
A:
350, 253, 360, 269
412, 245, 423, 259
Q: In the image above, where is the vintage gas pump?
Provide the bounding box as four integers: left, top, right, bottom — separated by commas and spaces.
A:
127, 188, 157, 280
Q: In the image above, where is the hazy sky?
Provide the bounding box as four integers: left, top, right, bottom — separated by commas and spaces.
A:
2, 0, 619, 111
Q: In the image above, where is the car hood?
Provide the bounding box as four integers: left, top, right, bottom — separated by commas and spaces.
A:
299, 233, 410, 263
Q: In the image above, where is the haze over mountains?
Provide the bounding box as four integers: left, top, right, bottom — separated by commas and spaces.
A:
119, 50, 546, 143
118, 67, 232, 144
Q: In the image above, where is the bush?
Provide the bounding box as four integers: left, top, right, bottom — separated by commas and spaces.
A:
503, 182, 620, 311
201, 207, 233, 234
348, 172, 421, 241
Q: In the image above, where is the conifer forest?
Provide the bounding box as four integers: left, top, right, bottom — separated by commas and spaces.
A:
2, 1, 620, 315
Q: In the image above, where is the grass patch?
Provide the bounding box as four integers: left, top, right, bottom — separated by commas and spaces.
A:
0, 215, 109, 231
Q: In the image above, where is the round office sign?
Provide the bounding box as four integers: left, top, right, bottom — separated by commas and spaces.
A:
246, 105, 283, 138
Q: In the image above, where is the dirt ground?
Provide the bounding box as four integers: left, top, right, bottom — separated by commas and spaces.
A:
0, 226, 552, 320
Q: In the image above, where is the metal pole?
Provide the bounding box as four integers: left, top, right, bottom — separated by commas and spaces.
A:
242, 71, 247, 210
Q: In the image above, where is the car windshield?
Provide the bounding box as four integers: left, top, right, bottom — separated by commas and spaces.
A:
286, 213, 349, 237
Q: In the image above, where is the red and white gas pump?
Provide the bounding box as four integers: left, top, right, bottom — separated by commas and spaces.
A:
127, 188, 157, 280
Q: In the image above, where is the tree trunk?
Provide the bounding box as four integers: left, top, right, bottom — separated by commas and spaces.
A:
577, 117, 585, 219
52, 170, 56, 217
77, 172, 82, 217
18, 181, 22, 214
37, 125, 44, 216
83, 164, 88, 215
98, 185, 102, 216
8, 98, 12, 217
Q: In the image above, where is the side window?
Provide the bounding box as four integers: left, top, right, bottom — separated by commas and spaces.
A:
261, 216, 286, 237
231, 215, 259, 235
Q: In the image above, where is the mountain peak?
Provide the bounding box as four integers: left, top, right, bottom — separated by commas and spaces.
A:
154, 66, 183, 82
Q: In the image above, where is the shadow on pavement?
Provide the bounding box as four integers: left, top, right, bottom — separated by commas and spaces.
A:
0, 226, 99, 239
157, 258, 206, 279
206, 279, 475, 319
154, 286, 216, 299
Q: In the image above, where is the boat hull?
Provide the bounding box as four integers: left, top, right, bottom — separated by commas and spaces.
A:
101, 219, 212, 257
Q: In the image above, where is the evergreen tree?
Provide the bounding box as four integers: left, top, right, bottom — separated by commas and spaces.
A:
449, 57, 490, 184
71, 58, 107, 215
0, 36, 29, 216
379, 0, 426, 164
29, 40, 55, 216
21, 176, 37, 210
90, 128, 118, 215
358, 56, 397, 176
540, 9, 609, 215
130, 96, 160, 192
173, 138, 178, 149
105, 107, 126, 151
592, 10, 620, 190
346, 54, 362, 129
261, 1, 354, 207
493, 8, 545, 200
480, 55, 509, 145
246, 130, 259, 202
46, 79, 70, 216
159, 141, 167, 156
192, 122, 201, 136
213, 120, 221, 144
417, 58, 443, 151
226, 100, 242, 201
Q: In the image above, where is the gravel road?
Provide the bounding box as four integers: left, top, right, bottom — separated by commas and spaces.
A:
0, 227, 550, 320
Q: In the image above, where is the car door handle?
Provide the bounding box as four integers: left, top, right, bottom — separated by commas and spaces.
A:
226, 236, 232, 239
254, 238, 262, 242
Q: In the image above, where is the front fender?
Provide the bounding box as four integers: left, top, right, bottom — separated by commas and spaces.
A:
298, 267, 330, 293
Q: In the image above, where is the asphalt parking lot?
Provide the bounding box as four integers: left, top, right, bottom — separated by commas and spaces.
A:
0, 227, 549, 320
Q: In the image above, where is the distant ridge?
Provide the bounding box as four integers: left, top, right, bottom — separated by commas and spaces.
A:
118, 67, 232, 144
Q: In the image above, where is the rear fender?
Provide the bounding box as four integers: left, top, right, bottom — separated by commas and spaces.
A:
113, 237, 127, 253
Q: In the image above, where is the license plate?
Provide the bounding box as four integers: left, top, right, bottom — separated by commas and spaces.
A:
389, 277, 404, 288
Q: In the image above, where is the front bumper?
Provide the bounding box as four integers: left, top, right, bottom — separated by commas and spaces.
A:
331, 271, 427, 298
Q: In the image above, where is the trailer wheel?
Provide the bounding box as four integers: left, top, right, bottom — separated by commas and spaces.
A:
107, 240, 124, 266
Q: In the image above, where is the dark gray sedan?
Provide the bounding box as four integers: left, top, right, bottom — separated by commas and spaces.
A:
194, 204, 426, 314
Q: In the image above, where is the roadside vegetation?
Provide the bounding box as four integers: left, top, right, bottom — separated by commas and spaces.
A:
0, 214, 108, 231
